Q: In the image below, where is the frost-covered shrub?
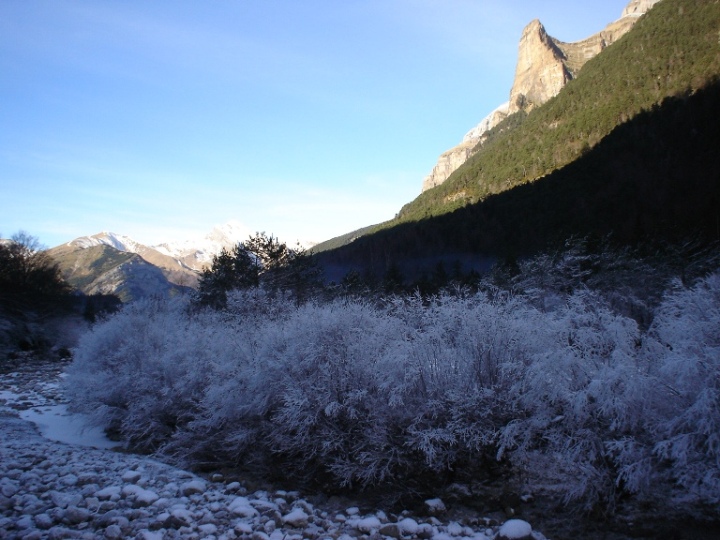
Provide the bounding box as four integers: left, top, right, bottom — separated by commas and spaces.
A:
263, 293, 551, 488
64, 268, 720, 518
267, 299, 414, 486
496, 289, 650, 510
643, 272, 720, 509
66, 298, 239, 451
398, 293, 548, 479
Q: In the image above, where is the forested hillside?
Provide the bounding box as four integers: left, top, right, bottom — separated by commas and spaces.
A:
316, 0, 720, 278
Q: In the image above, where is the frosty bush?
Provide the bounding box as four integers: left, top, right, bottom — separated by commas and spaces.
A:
66, 298, 237, 451
65, 267, 720, 518
497, 289, 650, 510
642, 272, 720, 510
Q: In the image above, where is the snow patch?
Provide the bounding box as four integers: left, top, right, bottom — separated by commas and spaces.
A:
19, 404, 119, 449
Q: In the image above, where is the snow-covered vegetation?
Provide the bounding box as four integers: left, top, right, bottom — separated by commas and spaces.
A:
66, 249, 720, 520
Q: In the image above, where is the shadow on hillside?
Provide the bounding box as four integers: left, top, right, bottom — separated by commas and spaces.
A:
319, 79, 720, 278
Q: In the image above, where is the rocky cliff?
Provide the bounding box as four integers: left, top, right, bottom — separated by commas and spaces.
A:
508, 0, 660, 114
420, 0, 660, 193
422, 103, 509, 192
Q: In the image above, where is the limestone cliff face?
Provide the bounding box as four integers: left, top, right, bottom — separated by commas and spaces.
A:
420, 0, 660, 193
422, 103, 509, 192
508, 0, 660, 113
623, 0, 661, 18
507, 19, 571, 114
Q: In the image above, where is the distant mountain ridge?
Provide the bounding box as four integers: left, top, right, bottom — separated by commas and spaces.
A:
153, 221, 251, 272
47, 223, 251, 301
420, 0, 660, 194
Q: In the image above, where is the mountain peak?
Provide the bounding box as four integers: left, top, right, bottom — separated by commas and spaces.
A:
509, 0, 659, 114
420, 0, 661, 194
68, 232, 143, 253
622, 0, 661, 19
152, 221, 251, 271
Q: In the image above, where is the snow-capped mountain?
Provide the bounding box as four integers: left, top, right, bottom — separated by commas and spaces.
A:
49, 223, 256, 301
153, 221, 251, 271
68, 232, 146, 254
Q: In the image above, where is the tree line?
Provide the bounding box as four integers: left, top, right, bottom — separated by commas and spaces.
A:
195, 232, 323, 308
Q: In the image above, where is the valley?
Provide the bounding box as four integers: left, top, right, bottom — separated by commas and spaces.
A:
2, 1, 720, 538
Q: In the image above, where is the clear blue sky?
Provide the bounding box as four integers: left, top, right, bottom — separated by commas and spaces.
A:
1, 0, 631, 248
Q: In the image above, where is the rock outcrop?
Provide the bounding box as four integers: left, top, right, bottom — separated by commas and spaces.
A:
420, 0, 660, 193
422, 102, 509, 192
507, 19, 571, 115
508, 0, 660, 114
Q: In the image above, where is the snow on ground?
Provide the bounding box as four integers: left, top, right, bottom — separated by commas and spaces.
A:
0, 358, 548, 539
18, 404, 119, 450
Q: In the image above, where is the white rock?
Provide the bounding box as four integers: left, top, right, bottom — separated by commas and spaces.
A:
398, 517, 419, 534
121, 484, 140, 497
49, 490, 82, 508
226, 481, 242, 492
96, 486, 122, 501
0, 480, 19, 497
64, 506, 91, 525
282, 508, 309, 528
355, 516, 381, 533
251, 498, 279, 512
121, 470, 142, 483
198, 523, 218, 535
379, 523, 402, 538
104, 524, 123, 539
497, 519, 533, 540
229, 496, 258, 518
171, 507, 193, 525
425, 498, 446, 514
15, 515, 34, 529
34, 513, 54, 530
152, 497, 171, 509
235, 522, 253, 534
59, 473, 78, 486
445, 521, 464, 536
180, 479, 207, 496
135, 488, 160, 507
417, 523, 434, 538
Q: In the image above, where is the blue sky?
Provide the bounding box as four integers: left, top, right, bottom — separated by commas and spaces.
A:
1, 1, 631, 248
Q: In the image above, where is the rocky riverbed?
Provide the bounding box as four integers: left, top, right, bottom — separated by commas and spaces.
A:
0, 356, 546, 540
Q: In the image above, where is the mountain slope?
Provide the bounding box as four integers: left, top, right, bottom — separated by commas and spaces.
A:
48, 243, 191, 302
418, 0, 659, 195
399, 0, 720, 223
316, 0, 720, 275
69, 232, 200, 288
47, 223, 253, 300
